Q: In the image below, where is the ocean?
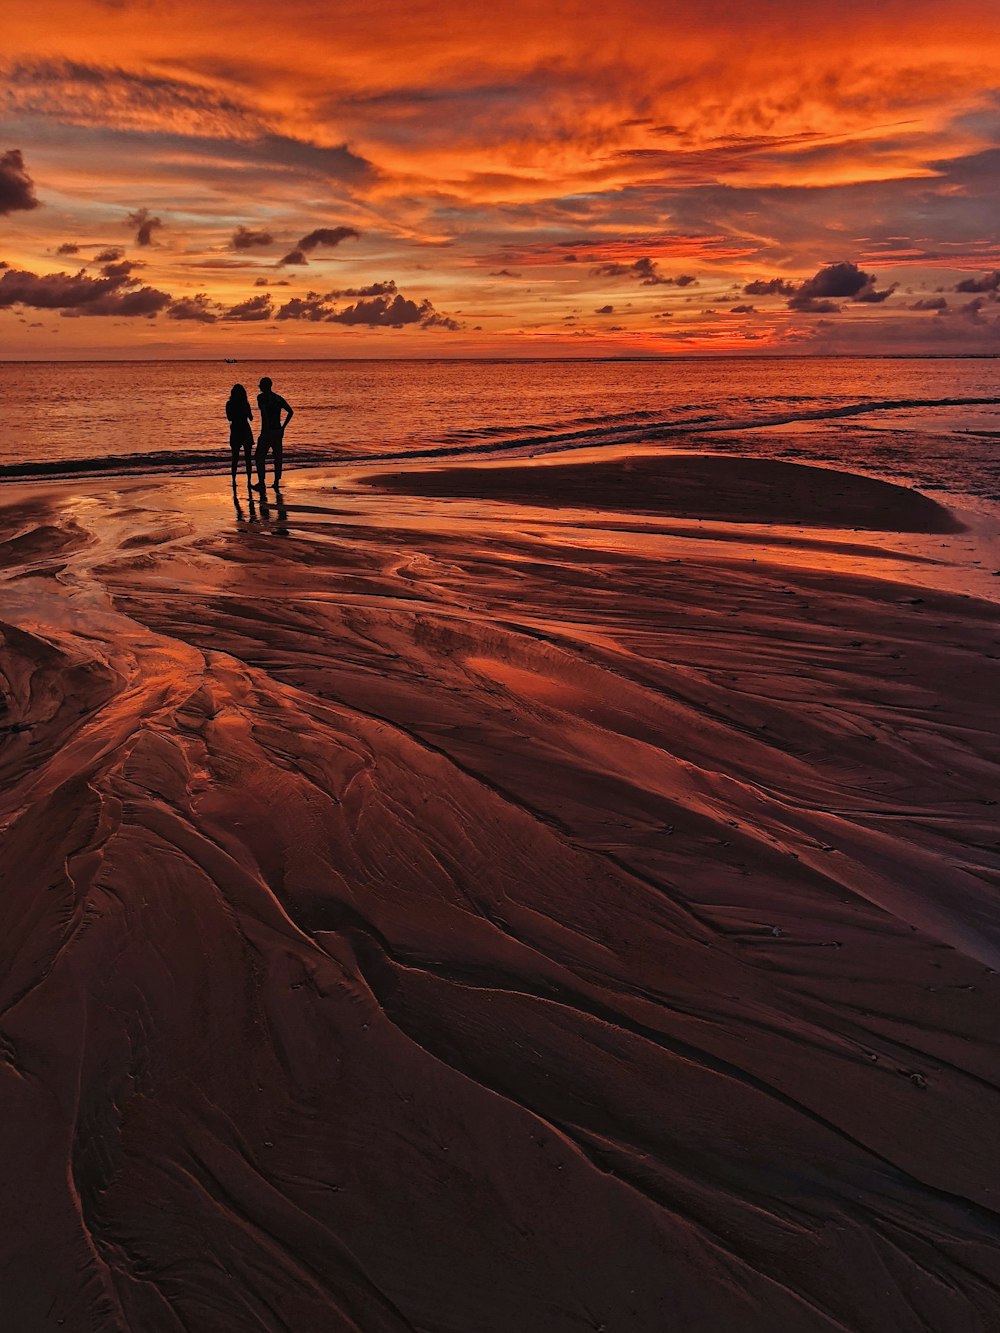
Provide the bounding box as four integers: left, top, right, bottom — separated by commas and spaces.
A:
4, 357, 1000, 508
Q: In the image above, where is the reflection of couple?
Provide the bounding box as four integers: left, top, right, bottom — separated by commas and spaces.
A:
226, 376, 294, 491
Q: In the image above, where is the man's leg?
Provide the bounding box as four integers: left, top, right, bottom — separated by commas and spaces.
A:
273, 435, 283, 485
254, 436, 269, 488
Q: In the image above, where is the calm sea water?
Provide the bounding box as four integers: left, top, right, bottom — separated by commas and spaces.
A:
3, 358, 1000, 505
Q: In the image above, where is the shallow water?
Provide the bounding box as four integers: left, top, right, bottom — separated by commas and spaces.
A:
4, 357, 1000, 503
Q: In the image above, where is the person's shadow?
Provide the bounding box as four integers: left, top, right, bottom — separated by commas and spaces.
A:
256, 485, 289, 536
272, 484, 289, 535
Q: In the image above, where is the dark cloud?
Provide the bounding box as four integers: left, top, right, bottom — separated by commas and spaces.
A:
56, 243, 80, 255
591, 256, 695, 286
788, 261, 894, 312
77, 286, 171, 317
0, 149, 39, 215
254, 277, 269, 287
592, 260, 629, 276
231, 225, 274, 251
167, 294, 218, 323
490, 268, 521, 277
224, 294, 273, 322
276, 279, 397, 305
275, 294, 330, 322
793, 261, 871, 301
100, 260, 137, 280
789, 297, 842, 313
95, 247, 125, 263
854, 282, 898, 304
328, 293, 426, 326
274, 288, 458, 329
910, 296, 948, 311
595, 304, 614, 314
955, 271, 1000, 293
331, 280, 396, 298
956, 297, 988, 320
414, 306, 461, 331
127, 206, 163, 246
729, 304, 756, 313
280, 226, 360, 265
299, 226, 360, 250
743, 277, 795, 296
0, 264, 168, 317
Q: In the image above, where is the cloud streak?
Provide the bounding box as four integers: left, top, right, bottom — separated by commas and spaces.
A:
591, 257, 697, 286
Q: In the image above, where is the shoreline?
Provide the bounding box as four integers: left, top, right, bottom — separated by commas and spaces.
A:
5, 447, 998, 605
2, 450, 999, 1329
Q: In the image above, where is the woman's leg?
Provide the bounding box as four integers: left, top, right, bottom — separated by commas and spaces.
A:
230, 444, 239, 484
244, 441, 253, 485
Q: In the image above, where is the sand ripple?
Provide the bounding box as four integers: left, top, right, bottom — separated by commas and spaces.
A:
1, 459, 999, 1331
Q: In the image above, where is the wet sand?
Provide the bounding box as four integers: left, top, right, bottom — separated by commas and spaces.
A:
371, 453, 967, 533
1, 452, 999, 1331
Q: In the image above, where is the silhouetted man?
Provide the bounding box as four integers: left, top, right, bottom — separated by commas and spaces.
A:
255, 376, 294, 489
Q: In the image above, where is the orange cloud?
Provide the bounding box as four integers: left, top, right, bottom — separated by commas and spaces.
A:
3, 0, 1000, 354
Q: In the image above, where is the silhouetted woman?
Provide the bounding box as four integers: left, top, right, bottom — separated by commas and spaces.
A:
226, 384, 254, 487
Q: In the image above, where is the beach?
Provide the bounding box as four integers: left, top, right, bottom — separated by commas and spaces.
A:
1, 447, 999, 1331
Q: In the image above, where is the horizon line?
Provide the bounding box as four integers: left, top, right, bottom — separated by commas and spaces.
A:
3, 353, 1000, 365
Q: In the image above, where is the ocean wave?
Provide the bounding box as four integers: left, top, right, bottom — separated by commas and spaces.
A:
3, 393, 998, 482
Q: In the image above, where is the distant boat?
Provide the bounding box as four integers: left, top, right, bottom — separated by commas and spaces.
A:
224, 358, 238, 364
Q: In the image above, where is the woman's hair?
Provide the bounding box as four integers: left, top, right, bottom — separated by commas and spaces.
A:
229, 383, 249, 402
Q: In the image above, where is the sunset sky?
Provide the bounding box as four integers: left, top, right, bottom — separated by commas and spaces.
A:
4, 0, 1000, 357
